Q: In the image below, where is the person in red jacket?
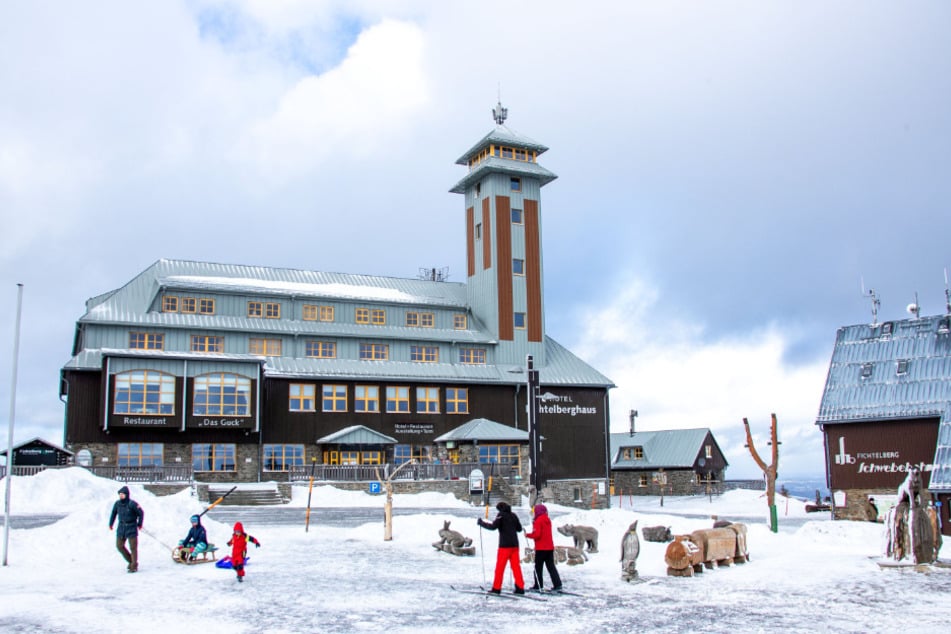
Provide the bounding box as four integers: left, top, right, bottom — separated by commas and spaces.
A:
525, 503, 562, 592
227, 521, 260, 582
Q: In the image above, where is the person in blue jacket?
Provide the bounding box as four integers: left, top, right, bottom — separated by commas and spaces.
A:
108, 485, 144, 573
179, 515, 209, 560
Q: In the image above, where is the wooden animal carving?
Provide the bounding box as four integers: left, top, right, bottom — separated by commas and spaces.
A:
664, 535, 703, 577
557, 524, 599, 553
432, 520, 475, 556
689, 527, 738, 568
620, 521, 640, 582
727, 523, 749, 563
523, 545, 587, 566
641, 525, 672, 543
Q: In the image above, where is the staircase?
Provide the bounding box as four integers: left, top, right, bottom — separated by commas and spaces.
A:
207, 485, 286, 506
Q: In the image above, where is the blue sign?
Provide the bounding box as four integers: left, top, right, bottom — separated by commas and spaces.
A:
369, 482, 382, 494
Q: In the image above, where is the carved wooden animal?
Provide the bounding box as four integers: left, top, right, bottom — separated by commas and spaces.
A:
727, 523, 749, 563
432, 520, 475, 556
664, 535, 703, 577
689, 527, 738, 568
523, 545, 587, 566
641, 525, 672, 543
620, 521, 640, 582
557, 524, 599, 553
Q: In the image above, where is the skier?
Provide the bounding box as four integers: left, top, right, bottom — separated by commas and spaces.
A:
108, 485, 144, 573
227, 521, 261, 583
525, 503, 562, 592
477, 501, 525, 595
179, 514, 209, 560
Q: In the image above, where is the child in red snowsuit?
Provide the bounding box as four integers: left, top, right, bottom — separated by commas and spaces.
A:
227, 521, 260, 582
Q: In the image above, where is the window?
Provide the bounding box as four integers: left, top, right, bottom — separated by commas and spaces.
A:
302, 304, 317, 321
129, 332, 164, 350
199, 298, 215, 315
181, 297, 197, 313
359, 343, 389, 360
416, 387, 439, 413
621, 447, 644, 460
939, 317, 951, 334
386, 386, 410, 413
502, 147, 513, 159
639, 474, 649, 488
263, 444, 304, 471
446, 387, 468, 414
410, 345, 439, 362
249, 337, 282, 356
860, 363, 873, 379
371, 309, 385, 325
354, 385, 379, 413
265, 302, 280, 319
360, 451, 382, 465
705, 445, 713, 459
191, 335, 223, 353
303, 305, 334, 321
511, 208, 523, 224
478, 444, 520, 467
514, 312, 526, 329
248, 301, 263, 318
162, 296, 179, 312
320, 305, 335, 322
356, 307, 370, 324
459, 348, 486, 364
475, 223, 482, 240
192, 444, 236, 472
394, 444, 430, 465
406, 312, 434, 327
897, 359, 909, 375
513, 258, 525, 275
510, 177, 521, 192
249, 301, 279, 319
113, 370, 176, 415
305, 340, 336, 358
289, 383, 316, 412
118, 443, 163, 467
454, 314, 467, 330
881, 322, 893, 336
193, 373, 251, 416
322, 384, 347, 412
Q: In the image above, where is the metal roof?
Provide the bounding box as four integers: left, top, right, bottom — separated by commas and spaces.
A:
454, 125, 549, 165
1, 437, 74, 457
449, 157, 558, 194
815, 313, 951, 490
433, 418, 529, 443
316, 425, 398, 445
608, 428, 721, 470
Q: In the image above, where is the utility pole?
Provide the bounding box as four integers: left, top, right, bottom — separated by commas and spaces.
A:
527, 355, 541, 492
743, 413, 780, 533
3, 283, 24, 566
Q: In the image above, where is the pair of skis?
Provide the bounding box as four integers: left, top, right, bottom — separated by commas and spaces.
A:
450, 585, 547, 602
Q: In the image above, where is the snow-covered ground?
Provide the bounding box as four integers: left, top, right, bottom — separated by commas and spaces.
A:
1, 468, 949, 633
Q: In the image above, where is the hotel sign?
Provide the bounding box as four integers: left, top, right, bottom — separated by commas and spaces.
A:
827, 419, 939, 489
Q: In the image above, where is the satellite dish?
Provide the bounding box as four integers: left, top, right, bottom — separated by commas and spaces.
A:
907, 303, 920, 316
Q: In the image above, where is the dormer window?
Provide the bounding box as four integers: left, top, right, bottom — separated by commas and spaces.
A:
860, 363, 873, 379
897, 359, 909, 375
621, 447, 644, 460
938, 317, 950, 334
880, 322, 893, 337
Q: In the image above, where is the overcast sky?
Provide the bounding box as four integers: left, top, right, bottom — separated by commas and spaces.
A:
2, 1, 949, 479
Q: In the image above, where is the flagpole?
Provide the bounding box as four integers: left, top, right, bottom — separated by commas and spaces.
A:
3, 283, 24, 566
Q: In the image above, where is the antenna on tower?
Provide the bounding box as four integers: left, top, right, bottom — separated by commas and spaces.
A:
860, 278, 880, 325
945, 268, 951, 315
906, 291, 920, 319
492, 84, 508, 126
418, 266, 449, 282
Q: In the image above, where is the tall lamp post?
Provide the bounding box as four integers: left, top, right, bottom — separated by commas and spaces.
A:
527, 355, 541, 493
3, 283, 24, 566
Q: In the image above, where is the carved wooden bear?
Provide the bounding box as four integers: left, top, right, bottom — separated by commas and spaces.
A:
557, 524, 599, 553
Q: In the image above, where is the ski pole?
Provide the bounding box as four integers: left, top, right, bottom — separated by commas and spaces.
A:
478, 522, 486, 589
199, 486, 237, 517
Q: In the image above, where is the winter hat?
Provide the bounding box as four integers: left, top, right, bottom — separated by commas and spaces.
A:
533, 503, 548, 516
190, 515, 200, 524
234, 522, 244, 533
117, 486, 130, 496
495, 501, 511, 513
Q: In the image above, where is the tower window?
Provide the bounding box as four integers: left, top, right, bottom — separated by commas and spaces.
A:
511, 208, 523, 224
514, 312, 526, 329
513, 259, 525, 275
475, 223, 482, 240
510, 177, 521, 192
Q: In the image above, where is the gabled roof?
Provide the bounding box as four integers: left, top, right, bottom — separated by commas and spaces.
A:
434, 418, 528, 443
0, 437, 73, 457
316, 425, 397, 445
609, 428, 723, 470
815, 313, 951, 491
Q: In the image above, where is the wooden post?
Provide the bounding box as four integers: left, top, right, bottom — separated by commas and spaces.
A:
743, 413, 780, 533
304, 457, 317, 532
375, 460, 415, 541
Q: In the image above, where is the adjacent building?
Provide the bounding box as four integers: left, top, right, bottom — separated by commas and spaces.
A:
609, 428, 729, 496
60, 105, 616, 506
815, 313, 951, 535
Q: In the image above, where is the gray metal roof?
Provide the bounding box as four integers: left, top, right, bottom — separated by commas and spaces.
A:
449, 157, 558, 194
433, 418, 529, 443
454, 125, 549, 165
317, 425, 398, 445
1, 436, 74, 457
609, 428, 720, 470
815, 314, 951, 490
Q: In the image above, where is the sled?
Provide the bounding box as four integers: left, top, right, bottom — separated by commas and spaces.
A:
172, 544, 219, 565
215, 555, 250, 570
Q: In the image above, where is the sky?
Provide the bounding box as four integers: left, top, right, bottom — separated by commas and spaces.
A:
2, 468, 949, 633
2, 1, 950, 479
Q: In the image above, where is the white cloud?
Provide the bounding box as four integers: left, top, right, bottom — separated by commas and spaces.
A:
570, 275, 830, 478
238, 19, 429, 181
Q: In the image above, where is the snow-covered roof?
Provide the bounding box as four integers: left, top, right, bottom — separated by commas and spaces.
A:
317, 425, 398, 445
609, 428, 724, 470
